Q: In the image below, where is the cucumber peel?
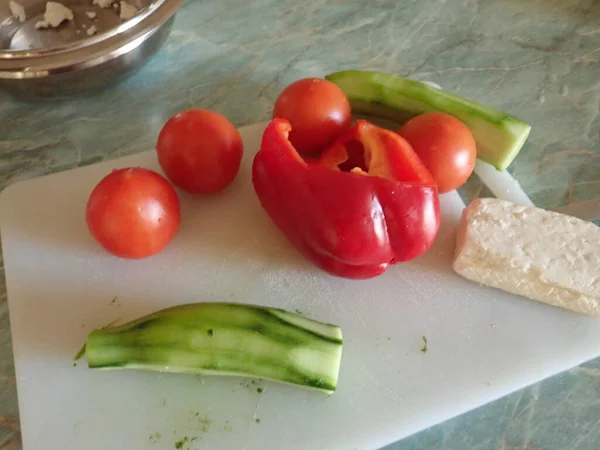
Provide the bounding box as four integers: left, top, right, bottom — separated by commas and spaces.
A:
81, 302, 344, 394
325, 70, 532, 171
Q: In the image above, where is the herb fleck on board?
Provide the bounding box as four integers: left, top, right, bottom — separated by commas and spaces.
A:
240, 379, 264, 392
174, 436, 197, 449
420, 336, 428, 353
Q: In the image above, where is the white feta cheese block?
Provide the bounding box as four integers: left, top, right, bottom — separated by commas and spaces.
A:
453, 198, 600, 317
85, 11, 97, 19
9, 1, 26, 22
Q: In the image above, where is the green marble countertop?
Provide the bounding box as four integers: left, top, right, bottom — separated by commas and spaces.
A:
0, 0, 599, 448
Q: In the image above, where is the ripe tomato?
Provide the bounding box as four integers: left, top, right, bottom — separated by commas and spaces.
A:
397, 112, 476, 193
273, 78, 351, 155
156, 109, 244, 194
86, 168, 180, 259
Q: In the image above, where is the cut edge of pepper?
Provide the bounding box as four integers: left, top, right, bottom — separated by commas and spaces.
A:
318, 120, 437, 186
266, 118, 437, 189
270, 119, 309, 167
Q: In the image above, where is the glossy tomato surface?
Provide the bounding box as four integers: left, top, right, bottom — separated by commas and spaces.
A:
156, 109, 244, 194
398, 112, 476, 193
273, 78, 351, 155
86, 168, 181, 259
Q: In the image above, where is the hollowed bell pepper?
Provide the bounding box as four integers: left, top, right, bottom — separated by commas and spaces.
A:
252, 119, 440, 280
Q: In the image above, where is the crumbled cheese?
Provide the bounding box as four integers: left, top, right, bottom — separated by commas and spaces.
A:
9, 1, 26, 22
119, 1, 138, 20
85, 11, 97, 19
35, 1, 74, 29
92, 0, 112, 8
86, 24, 97, 36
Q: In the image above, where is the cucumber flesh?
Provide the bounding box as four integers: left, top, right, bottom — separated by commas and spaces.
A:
83, 302, 343, 394
325, 70, 532, 171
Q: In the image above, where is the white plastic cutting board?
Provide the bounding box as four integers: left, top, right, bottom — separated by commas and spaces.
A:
2, 122, 600, 450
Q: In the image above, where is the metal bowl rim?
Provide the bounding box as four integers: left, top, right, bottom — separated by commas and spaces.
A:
0, 0, 175, 59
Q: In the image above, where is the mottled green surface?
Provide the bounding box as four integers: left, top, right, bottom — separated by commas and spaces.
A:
0, 0, 599, 448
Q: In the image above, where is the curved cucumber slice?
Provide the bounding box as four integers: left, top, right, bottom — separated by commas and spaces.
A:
325, 70, 532, 171
82, 302, 343, 394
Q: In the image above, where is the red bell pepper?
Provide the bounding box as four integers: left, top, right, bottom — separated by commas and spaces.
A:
252, 118, 440, 280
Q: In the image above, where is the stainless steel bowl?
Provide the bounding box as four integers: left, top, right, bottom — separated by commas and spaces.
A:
0, 0, 180, 99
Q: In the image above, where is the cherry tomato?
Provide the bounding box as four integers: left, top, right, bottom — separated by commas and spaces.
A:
156, 109, 244, 194
86, 168, 180, 259
397, 112, 476, 193
273, 78, 351, 155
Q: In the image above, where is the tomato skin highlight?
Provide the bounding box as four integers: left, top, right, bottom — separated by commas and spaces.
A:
273, 78, 352, 156
156, 109, 244, 194
86, 168, 181, 259
397, 112, 477, 193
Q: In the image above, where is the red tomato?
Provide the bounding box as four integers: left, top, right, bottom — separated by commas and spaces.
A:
156, 109, 244, 194
86, 168, 180, 259
273, 78, 351, 155
397, 112, 476, 193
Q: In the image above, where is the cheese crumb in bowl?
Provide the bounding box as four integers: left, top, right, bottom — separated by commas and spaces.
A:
85, 11, 97, 19
86, 24, 97, 36
35, 2, 74, 29
119, 1, 138, 20
92, 0, 113, 8
9, 0, 26, 22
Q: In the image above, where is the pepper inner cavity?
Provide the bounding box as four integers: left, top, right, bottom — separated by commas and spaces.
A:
338, 139, 369, 173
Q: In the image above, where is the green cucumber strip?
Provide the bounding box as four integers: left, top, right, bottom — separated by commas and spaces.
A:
325, 70, 532, 171
83, 302, 343, 394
